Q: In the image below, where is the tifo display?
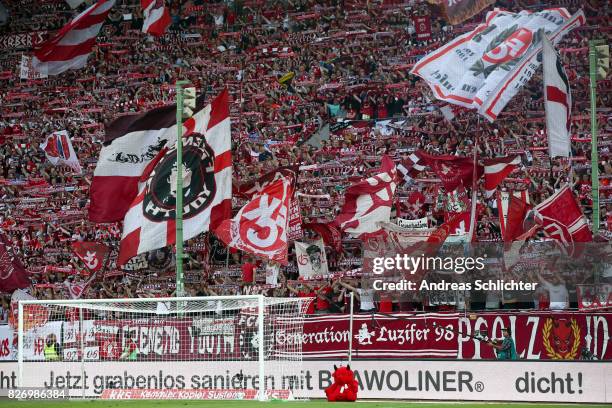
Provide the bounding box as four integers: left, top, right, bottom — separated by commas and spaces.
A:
0, 0, 610, 404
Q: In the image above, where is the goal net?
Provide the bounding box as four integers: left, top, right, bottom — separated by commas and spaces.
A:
17, 295, 312, 400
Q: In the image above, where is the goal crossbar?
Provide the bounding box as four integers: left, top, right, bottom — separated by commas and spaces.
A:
17, 295, 312, 401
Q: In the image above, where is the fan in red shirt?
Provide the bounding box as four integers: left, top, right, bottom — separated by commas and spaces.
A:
314, 283, 334, 313
288, 282, 316, 315
242, 256, 257, 284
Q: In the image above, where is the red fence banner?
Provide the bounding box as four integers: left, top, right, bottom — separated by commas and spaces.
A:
300, 311, 612, 360
6, 311, 612, 362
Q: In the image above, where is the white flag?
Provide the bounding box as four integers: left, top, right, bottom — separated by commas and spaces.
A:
543, 35, 571, 157
295, 239, 328, 279
33, 0, 115, 75
40, 130, 82, 173
265, 262, 280, 285
411, 8, 584, 122
20, 55, 47, 79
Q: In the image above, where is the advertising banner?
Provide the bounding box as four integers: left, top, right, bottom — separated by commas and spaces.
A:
2, 360, 610, 402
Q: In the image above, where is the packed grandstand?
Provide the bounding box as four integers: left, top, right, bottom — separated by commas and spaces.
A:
0, 0, 610, 323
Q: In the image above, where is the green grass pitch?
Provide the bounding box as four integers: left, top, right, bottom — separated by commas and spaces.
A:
6, 401, 609, 408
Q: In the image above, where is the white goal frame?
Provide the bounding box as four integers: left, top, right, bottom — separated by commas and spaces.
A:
18, 295, 308, 401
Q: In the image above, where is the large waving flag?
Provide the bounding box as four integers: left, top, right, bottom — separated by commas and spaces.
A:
483, 155, 520, 198
534, 186, 591, 256
334, 155, 397, 237
141, 0, 171, 37
118, 90, 232, 265
71, 241, 109, 272
89, 95, 209, 223
496, 190, 530, 239
411, 8, 584, 122
543, 35, 572, 157
33, 0, 115, 75
215, 176, 292, 265
405, 150, 483, 192
0, 234, 30, 292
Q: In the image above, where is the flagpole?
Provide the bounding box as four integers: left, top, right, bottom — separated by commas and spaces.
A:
467, 120, 479, 243
588, 40, 600, 235
175, 80, 189, 297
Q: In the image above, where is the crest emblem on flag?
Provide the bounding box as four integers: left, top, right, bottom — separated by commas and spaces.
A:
117, 90, 232, 266
411, 8, 585, 121
143, 134, 217, 221
216, 177, 292, 265
43, 132, 70, 160
40, 130, 82, 173
481, 27, 533, 66
71, 242, 109, 272
235, 181, 289, 254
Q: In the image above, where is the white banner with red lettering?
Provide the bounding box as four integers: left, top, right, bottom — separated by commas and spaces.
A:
410, 8, 584, 121
0, 321, 61, 361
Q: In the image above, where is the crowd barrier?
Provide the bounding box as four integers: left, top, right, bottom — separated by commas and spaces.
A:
0, 360, 609, 402
0, 310, 610, 361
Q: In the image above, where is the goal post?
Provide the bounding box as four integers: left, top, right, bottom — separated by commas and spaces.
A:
17, 295, 312, 400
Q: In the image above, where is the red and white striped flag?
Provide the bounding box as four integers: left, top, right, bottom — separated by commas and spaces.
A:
141, 0, 171, 37
33, 0, 115, 76
334, 155, 397, 237
397, 151, 426, 184
483, 155, 520, 198
543, 35, 572, 157
118, 90, 232, 265
89, 95, 205, 223
497, 190, 530, 239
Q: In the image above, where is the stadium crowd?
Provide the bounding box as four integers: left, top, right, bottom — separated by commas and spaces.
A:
0, 0, 610, 319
